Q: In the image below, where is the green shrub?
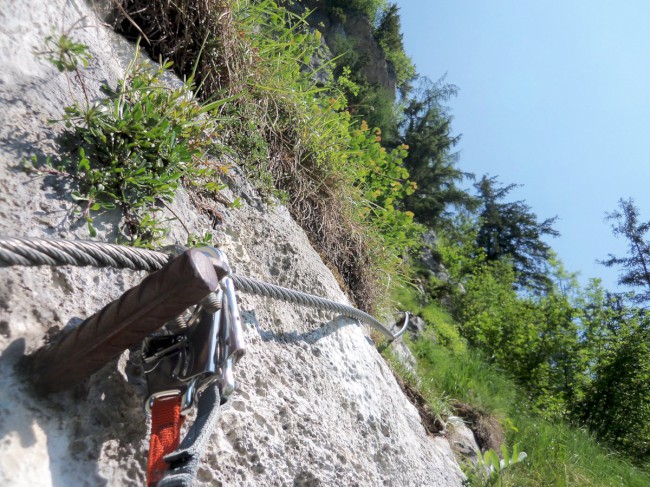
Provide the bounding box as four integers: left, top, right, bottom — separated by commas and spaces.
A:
224, 0, 421, 308
47, 45, 230, 244
348, 121, 422, 256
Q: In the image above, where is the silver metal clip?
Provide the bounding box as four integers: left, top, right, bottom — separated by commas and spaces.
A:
143, 247, 246, 414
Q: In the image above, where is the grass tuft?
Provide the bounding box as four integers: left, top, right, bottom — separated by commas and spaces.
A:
112, 0, 422, 310
33, 38, 231, 245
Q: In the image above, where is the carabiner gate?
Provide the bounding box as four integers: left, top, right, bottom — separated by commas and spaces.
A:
142, 247, 245, 414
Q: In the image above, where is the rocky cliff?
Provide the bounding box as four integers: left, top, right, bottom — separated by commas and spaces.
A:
283, 0, 397, 95
0, 1, 464, 485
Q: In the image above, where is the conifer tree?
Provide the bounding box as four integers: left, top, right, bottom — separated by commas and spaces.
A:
601, 198, 650, 304
475, 175, 559, 291
400, 78, 475, 228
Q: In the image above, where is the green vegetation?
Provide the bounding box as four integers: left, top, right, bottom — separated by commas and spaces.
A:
112, 0, 423, 308
400, 78, 474, 228
36, 41, 230, 245
434, 202, 650, 463
470, 444, 527, 487
401, 314, 650, 486
601, 198, 650, 303
474, 175, 559, 291
40, 33, 92, 73
409, 195, 650, 482
36, 1, 650, 483
328, 0, 388, 23
310, 1, 417, 143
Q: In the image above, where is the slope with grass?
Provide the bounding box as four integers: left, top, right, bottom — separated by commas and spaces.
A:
390, 288, 650, 486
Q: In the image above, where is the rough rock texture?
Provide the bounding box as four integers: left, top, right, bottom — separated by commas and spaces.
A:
389, 338, 418, 377
419, 230, 449, 282
446, 417, 480, 465
284, 0, 397, 96
0, 1, 465, 485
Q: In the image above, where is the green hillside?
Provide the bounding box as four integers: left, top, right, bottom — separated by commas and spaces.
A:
46, 0, 650, 483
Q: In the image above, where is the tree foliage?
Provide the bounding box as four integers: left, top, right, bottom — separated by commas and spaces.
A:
475, 175, 559, 291
601, 198, 650, 304
400, 78, 475, 228
578, 307, 650, 461
448, 255, 579, 415
327, 0, 388, 23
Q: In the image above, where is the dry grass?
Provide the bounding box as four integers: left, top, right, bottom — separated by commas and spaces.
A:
112, 0, 383, 310
262, 128, 381, 309
113, 0, 245, 97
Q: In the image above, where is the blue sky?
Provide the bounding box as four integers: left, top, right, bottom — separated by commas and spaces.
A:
396, 0, 650, 290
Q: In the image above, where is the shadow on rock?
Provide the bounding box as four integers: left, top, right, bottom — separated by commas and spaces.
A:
0, 337, 147, 486
244, 310, 358, 345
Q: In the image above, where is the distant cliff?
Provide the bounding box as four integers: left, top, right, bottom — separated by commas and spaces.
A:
283, 0, 397, 96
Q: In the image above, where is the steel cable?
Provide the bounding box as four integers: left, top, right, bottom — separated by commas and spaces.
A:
0, 236, 408, 340
0, 236, 169, 271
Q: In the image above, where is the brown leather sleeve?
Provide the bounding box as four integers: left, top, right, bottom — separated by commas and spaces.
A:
30, 248, 218, 394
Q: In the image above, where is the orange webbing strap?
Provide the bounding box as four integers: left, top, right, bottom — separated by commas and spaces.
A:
147, 396, 186, 486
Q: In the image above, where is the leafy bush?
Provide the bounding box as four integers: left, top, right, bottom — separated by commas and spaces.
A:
349, 122, 422, 256
330, 39, 401, 145
455, 261, 581, 414
468, 444, 527, 487
46, 45, 229, 244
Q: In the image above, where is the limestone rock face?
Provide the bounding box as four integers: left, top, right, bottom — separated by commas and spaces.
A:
446, 417, 481, 465
389, 338, 418, 377
284, 0, 397, 96
0, 1, 465, 485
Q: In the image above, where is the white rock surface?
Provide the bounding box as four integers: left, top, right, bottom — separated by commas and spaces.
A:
389, 338, 418, 377
0, 0, 465, 485
446, 417, 481, 465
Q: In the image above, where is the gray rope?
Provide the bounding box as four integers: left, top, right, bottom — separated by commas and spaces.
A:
0, 236, 408, 340
0, 236, 169, 272
232, 274, 395, 337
